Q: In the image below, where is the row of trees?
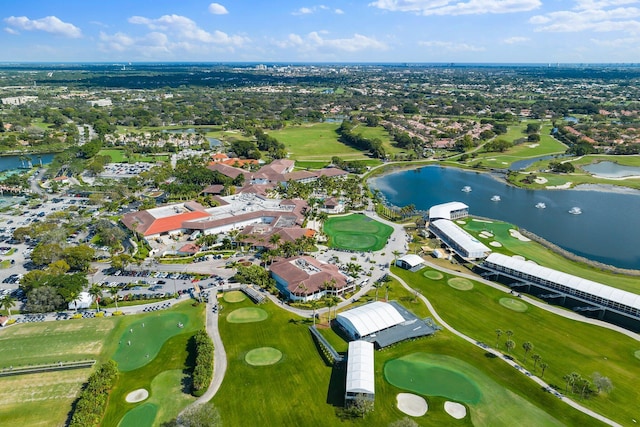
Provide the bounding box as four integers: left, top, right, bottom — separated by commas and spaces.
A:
337, 120, 386, 159
191, 330, 214, 397
69, 360, 118, 427
563, 371, 613, 399
495, 329, 549, 377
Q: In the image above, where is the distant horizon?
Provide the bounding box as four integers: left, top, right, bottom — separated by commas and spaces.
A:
2, 1, 640, 63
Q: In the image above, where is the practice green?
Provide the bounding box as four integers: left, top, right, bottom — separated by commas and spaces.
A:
118, 403, 158, 427
324, 214, 393, 251
227, 308, 268, 323
224, 291, 246, 303
499, 298, 528, 313
448, 277, 474, 291
245, 347, 283, 366
423, 270, 444, 280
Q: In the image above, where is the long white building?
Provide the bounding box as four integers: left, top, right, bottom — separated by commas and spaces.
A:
483, 253, 640, 319
429, 219, 491, 260
428, 201, 469, 221
344, 340, 375, 404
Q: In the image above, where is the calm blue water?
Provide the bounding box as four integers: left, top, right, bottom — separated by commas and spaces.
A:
0, 153, 55, 172
510, 154, 569, 171
369, 165, 640, 270
582, 161, 640, 178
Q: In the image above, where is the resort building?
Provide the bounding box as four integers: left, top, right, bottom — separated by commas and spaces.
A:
269, 256, 352, 302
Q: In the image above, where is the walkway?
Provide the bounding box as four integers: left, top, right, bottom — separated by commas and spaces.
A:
390, 271, 623, 427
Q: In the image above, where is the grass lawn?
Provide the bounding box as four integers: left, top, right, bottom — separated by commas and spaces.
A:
461, 219, 640, 293
97, 149, 169, 164
350, 124, 408, 157
393, 266, 640, 426
268, 123, 369, 161
324, 214, 393, 251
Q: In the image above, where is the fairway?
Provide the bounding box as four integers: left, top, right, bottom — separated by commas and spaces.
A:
324, 214, 393, 251
268, 123, 366, 161
423, 270, 444, 280
245, 347, 283, 366
384, 353, 481, 404
448, 277, 474, 291
118, 402, 158, 427
227, 307, 268, 323
499, 298, 528, 312
223, 290, 247, 303
112, 313, 190, 372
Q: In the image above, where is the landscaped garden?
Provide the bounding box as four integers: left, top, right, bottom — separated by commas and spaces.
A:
324, 214, 394, 252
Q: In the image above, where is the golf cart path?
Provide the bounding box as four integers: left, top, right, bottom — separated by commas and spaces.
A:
390, 271, 623, 427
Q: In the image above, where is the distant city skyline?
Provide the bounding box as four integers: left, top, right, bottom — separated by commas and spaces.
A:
2, 0, 640, 63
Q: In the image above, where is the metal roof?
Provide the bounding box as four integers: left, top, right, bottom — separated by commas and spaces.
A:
397, 254, 425, 268
338, 301, 406, 338
485, 253, 640, 311
429, 201, 468, 220
346, 340, 375, 395
430, 219, 491, 257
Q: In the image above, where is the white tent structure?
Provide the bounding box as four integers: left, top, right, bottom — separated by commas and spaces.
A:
484, 253, 640, 318
345, 340, 375, 404
428, 202, 469, 220
395, 254, 424, 270
68, 291, 92, 310
337, 301, 405, 340
429, 219, 491, 260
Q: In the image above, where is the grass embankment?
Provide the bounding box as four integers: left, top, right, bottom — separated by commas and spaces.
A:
460, 218, 640, 293
393, 266, 640, 427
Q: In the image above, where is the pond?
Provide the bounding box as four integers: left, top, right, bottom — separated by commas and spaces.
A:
582, 161, 640, 178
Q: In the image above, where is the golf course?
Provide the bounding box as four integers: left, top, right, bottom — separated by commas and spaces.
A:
324, 214, 394, 251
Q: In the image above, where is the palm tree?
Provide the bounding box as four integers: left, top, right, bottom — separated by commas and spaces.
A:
269, 233, 281, 250
506, 329, 513, 340
326, 296, 340, 324
539, 362, 548, 378
309, 299, 319, 327
392, 250, 401, 264
1, 295, 15, 318
88, 285, 103, 313
384, 282, 392, 301
532, 353, 541, 370
495, 329, 503, 348
373, 281, 383, 301
505, 339, 515, 353
522, 341, 533, 363
108, 287, 119, 312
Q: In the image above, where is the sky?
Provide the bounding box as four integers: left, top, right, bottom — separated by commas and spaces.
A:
2, 0, 640, 63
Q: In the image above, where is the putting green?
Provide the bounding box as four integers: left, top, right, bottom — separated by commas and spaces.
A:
113, 313, 190, 372
423, 270, 444, 280
634, 350, 640, 360
324, 214, 393, 252
385, 353, 481, 404
118, 402, 158, 427
224, 290, 247, 303
245, 347, 283, 366
227, 307, 268, 323
448, 277, 474, 291
499, 298, 528, 313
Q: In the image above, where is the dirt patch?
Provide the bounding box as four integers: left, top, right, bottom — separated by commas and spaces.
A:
126, 388, 149, 403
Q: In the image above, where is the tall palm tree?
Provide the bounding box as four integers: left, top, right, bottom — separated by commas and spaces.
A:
309, 299, 319, 327
505, 339, 515, 353
522, 341, 533, 363
88, 285, 103, 313
495, 329, 503, 348
392, 250, 401, 263
108, 287, 119, 312
532, 353, 541, 370
539, 362, 548, 378
1, 295, 15, 318
384, 282, 392, 301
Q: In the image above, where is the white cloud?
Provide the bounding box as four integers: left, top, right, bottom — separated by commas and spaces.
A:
335, 8, 345, 14
208, 3, 229, 15
128, 14, 248, 46
502, 36, 530, 44
292, 5, 332, 15
590, 36, 639, 45
419, 40, 485, 51
369, 0, 541, 15
4, 15, 82, 38
99, 31, 171, 56
530, 6, 640, 33
275, 32, 387, 52
4, 27, 19, 35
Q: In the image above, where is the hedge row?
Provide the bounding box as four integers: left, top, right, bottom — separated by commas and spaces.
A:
69, 360, 118, 427
192, 329, 214, 397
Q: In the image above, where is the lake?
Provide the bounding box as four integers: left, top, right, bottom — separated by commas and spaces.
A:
369, 165, 640, 270
582, 161, 640, 178
0, 153, 56, 172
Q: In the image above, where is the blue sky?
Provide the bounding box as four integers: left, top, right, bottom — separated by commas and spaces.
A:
2, 0, 640, 63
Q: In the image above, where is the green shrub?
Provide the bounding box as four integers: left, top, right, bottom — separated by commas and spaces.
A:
191, 329, 214, 397
69, 360, 118, 427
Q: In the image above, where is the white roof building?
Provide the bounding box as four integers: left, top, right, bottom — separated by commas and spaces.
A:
337, 301, 405, 339
345, 340, 375, 402
429, 202, 469, 220
395, 254, 425, 270
429, 219, 491, 260
484, 253, 640, 317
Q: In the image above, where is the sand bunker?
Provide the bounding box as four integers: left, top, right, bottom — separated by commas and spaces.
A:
534, 177, 548, 184
397, 393, 428, 417
478, 231, 494, 239
528, 144, 540, 148
456, 220, 466, 225
489, 241, 502, 247
125, 388, 149, 403
547, 181, 572, 189
509, 229, 531, 242
444, 401, 467, 419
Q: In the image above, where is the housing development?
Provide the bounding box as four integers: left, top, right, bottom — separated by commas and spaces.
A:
0, 62, 639, 427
